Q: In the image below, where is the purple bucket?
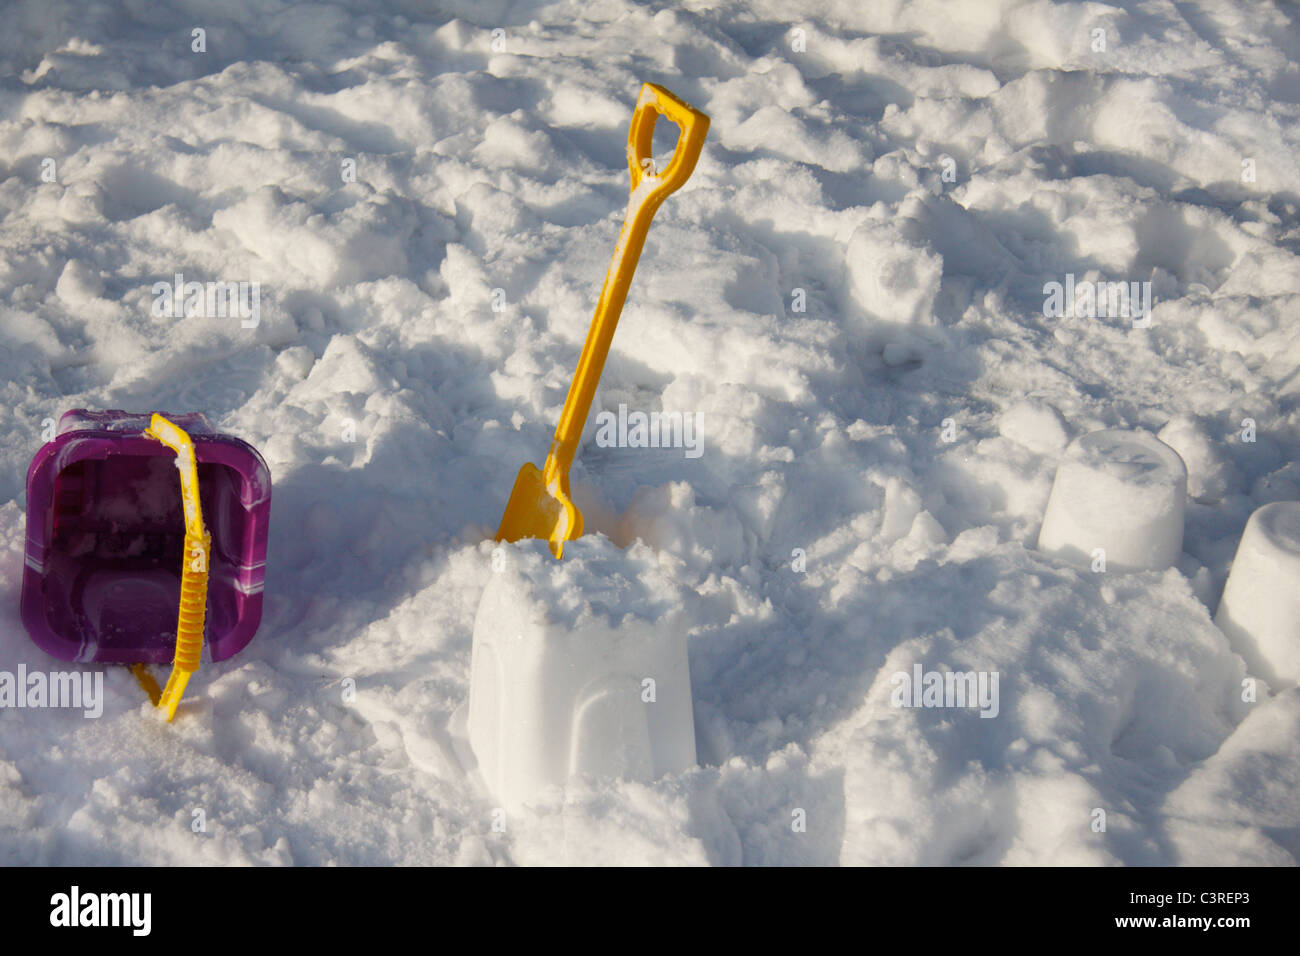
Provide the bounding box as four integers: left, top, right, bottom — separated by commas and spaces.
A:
21, 410, 271, 665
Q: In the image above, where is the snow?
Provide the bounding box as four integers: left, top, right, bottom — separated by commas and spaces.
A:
1037, 428, 1187, 572
464, 538, 695, 808
1215, 501, 1300, 689
1, 0, 1299, 865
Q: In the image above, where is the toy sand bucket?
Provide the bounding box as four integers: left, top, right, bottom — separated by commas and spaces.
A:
20, 409, 271, 719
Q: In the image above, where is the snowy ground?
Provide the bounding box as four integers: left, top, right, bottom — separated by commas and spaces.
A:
2, 0, 1299, 865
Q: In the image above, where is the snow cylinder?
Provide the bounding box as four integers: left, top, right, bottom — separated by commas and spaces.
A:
1037, 428, 1187, 572
1215, 501, 1300, 689
466, 539, 695, 807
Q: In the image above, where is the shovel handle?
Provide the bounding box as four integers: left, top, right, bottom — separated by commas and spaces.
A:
544, 84, 709, 482
627, 83, 711, 198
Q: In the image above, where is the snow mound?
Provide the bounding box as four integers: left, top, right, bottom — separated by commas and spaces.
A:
1, 0, 1298, 865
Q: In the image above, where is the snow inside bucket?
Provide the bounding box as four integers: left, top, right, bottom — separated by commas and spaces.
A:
21, 410, 271, 665
1215, 501, 1300, 689
1037, 428, 1188, 572
465, 538, 695, 807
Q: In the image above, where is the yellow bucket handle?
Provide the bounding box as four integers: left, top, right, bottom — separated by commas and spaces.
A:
133, 414, 211, 721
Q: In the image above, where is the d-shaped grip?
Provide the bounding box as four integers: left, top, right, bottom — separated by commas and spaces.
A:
627, 83, 710, 197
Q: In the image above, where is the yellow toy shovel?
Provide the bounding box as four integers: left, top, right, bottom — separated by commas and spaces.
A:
495, 83, 709, 558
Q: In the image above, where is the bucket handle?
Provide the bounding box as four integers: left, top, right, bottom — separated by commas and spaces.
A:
132, 414, 211, 721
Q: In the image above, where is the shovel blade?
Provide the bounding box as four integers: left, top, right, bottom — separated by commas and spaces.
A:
495, 462, 584, 559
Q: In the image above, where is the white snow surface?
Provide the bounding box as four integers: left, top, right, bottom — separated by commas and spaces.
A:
1, 0, 1299, 865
